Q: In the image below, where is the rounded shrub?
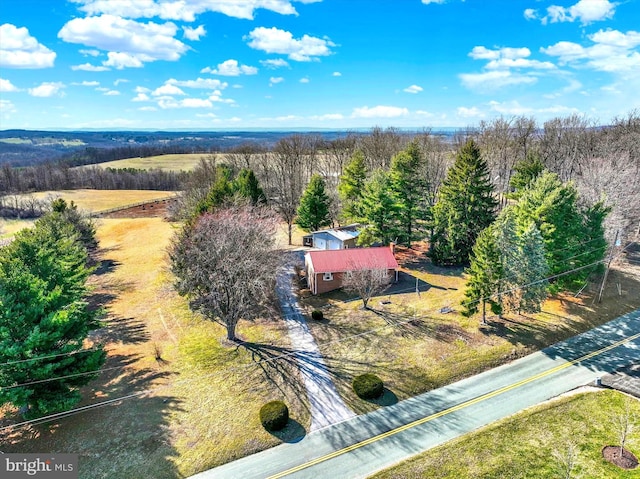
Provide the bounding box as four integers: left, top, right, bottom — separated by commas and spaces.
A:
260, 400, 289, 431
352, 373, 384, 399
311, 310, 324, 320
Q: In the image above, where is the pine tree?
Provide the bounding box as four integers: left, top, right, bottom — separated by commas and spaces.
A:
513, 171, 608, 290
234, 168, 265, 205
338, 150, 367, 221
390, 141, 431, 246
0, 215, 105, 418
296, 174, 332, 232
509, 153, 545, 199
431, 139, 497, 266
462, 225, 503, 323
357, 169, 398, 245
515, 221, 549, 313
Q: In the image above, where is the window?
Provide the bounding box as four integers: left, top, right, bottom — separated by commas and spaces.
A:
323, 272, 333, 281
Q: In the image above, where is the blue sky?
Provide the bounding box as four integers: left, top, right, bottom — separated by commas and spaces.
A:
1, 0, 639, 130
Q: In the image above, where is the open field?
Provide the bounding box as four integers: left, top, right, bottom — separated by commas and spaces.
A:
10, 189, 176, 213
371, 389, 640, 478
0, 217, 310, 478
300, 244, 640, 414
79, 153, 219, 172
0, 218, 35, 239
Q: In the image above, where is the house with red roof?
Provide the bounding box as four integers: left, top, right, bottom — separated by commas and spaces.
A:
304, 245, 399, 295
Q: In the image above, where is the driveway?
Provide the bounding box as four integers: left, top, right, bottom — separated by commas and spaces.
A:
275, 250, 355, 431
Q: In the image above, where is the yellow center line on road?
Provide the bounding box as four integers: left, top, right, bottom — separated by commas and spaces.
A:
268, 331, 640, 479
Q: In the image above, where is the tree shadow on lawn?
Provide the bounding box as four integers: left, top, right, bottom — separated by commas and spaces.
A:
481, 269, 640, 375
368, 307, 471, 343
0, 355, 182, 479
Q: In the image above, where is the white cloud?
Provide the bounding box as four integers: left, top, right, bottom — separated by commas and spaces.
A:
132, 93, 151, 102
470, 46, 531, 60
79, 48, 101, 56
104, 52, 145, 69
489, 100, 580, 115
72, 80, 100, 86
0, 24, 56, 68
114, 78, 129, 86
463, 45, 554, 91
71, 0, 308, 21
269, 76, 284, 86
460, 70, 538, 90
138, 106, 157, 111
246, 27, 335, 61
332, 71, 342, 76
524, 8, 538, 20
351, 105, 409, 118
58, 15, 189, 68
456, 106, 484, 118
422, 0, 445, 4
202, 59, 258, 76
540, 0, 616, 25
28, 82, 65, 97
542, 29, 640, 73
0, 99, 17, 115
183, 25, 206, 41
300, 77, 310, 83
309, 113, 344, 120
152, 84, 186, 96
157, 97, 213, 109
403, 84, 423, 93
167, 78, 228, 89
260, 58, 290, 69
71, 62, 110, 71
104, 89, 120, 95
0, 78, 19, 92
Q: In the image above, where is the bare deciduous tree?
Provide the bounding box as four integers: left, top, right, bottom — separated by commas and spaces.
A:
358, 126, 405, 170
612, 399, 637, 458
169, 205, 280, 341
268, 135, 314, 244
342, 261, 392, 309
552, 441, 580, 479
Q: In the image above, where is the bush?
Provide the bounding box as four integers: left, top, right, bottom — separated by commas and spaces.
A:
311, 310, 324, 320
260, 400, 289, 431
353, 373, 384, 399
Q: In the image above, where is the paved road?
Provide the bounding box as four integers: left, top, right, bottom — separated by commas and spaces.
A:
193, 308, 640, 479
275, 251, 355, 431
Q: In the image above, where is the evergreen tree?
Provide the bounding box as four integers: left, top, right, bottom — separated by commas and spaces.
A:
513, 171, 608, 290
50, 198, 97, 250
338, 150, 367, 221
462, 224, 503, 323
389, 141, 431, 246
233, 168, 265, 205
296, 174, 332, 232
193, 164, 235, 216
430, 139, 497, 266
514, 221, 549, 314
0, 216, 105, 418
509, 153, 545, 199
357, 169, 398, 245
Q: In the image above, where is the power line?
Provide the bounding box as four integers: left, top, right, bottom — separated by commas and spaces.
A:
2, 243, 634, 433
0, 347, 103, 368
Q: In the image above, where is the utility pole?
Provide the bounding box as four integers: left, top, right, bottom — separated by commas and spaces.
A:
597, 230, 620, 303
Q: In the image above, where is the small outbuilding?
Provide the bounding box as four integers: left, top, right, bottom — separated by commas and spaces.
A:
305, 245, 399, 295
308, 224, 360, 250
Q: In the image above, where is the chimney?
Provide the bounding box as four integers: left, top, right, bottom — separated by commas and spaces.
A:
389, 242, 395, 255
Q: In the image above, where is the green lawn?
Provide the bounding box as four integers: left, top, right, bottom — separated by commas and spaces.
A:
370, 389, 640, 479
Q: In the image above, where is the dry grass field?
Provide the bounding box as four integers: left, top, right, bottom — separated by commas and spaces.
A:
0, 217, 311, 478
16, 189, 176, 213
79, 153, 220, 172
300, 243, 640, 414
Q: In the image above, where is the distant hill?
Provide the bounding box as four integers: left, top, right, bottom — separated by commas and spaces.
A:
0, 129, 457, 167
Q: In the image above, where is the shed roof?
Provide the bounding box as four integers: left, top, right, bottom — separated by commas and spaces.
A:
306, 247, 398, 274
312, 228, 360, 242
